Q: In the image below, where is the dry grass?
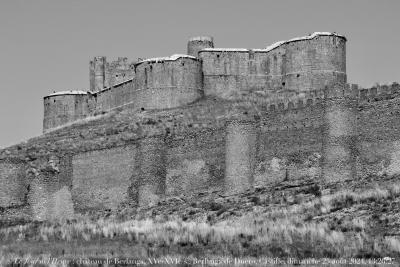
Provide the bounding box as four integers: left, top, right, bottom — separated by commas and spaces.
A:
278, 184, 400, 221
1, 184, 400, 264
1, 213, 399, 260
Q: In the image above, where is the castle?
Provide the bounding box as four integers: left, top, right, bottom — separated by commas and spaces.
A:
43, 32, 346, 131
1, 32, 400, 221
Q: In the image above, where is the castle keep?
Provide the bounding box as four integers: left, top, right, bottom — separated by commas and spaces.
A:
1, 32, 400, 221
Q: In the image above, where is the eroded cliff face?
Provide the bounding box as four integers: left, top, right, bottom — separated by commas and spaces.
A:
1, 83, 400, 221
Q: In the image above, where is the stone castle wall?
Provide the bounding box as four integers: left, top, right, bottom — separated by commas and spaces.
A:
252, 95, 325, 186
225, 120, 257, 193
105, 57, 135, 87
0, 158, 27, 208
133, 57, 202, 110
3, 83, 400, 221
199, 34, 346, 97
43, 33, 346, 133
72, 145, 137, 211
89, 56, 135, 92
281, 35, 346, 92
25, 155, 74, 221
43, 93, 89, 132
43, 57, 202, 132
252, 83, 400, 187
200, 50, 250, 98
166, 126, 226, 195
92, 79, 135, 114
6, 32, 400, 221
356, 83, 400, 179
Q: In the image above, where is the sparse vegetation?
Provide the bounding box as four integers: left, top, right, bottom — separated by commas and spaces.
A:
2, 183, 400, 265
0, 214, 398, 260
2, 180, 400, 266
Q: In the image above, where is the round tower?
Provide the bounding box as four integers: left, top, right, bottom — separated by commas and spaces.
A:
43, 92, 88, 132
187, 36, 214, 57
321, 85, 358, 183
133, 56, 202, 110
280, 33, 347, 93
225, 119, 257, 194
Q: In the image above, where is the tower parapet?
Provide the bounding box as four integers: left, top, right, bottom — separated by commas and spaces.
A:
187, 36, 214, 57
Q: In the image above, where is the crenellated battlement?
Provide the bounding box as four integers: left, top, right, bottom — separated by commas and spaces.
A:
356, 83, 400, 102
227, 82, 400, 117
233, 88, 325, 111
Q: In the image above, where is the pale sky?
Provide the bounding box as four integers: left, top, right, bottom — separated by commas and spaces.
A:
0, 0, 399, 148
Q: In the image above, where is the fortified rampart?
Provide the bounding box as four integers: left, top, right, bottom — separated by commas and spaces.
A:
199, 33, 346, 97
4, 83, 400, 220
2, 32, 400, 222
91, 79, 135, 114
43, 32, 346, 132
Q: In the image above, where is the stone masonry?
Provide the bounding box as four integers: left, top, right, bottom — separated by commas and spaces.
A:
1, 32, 400, 221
